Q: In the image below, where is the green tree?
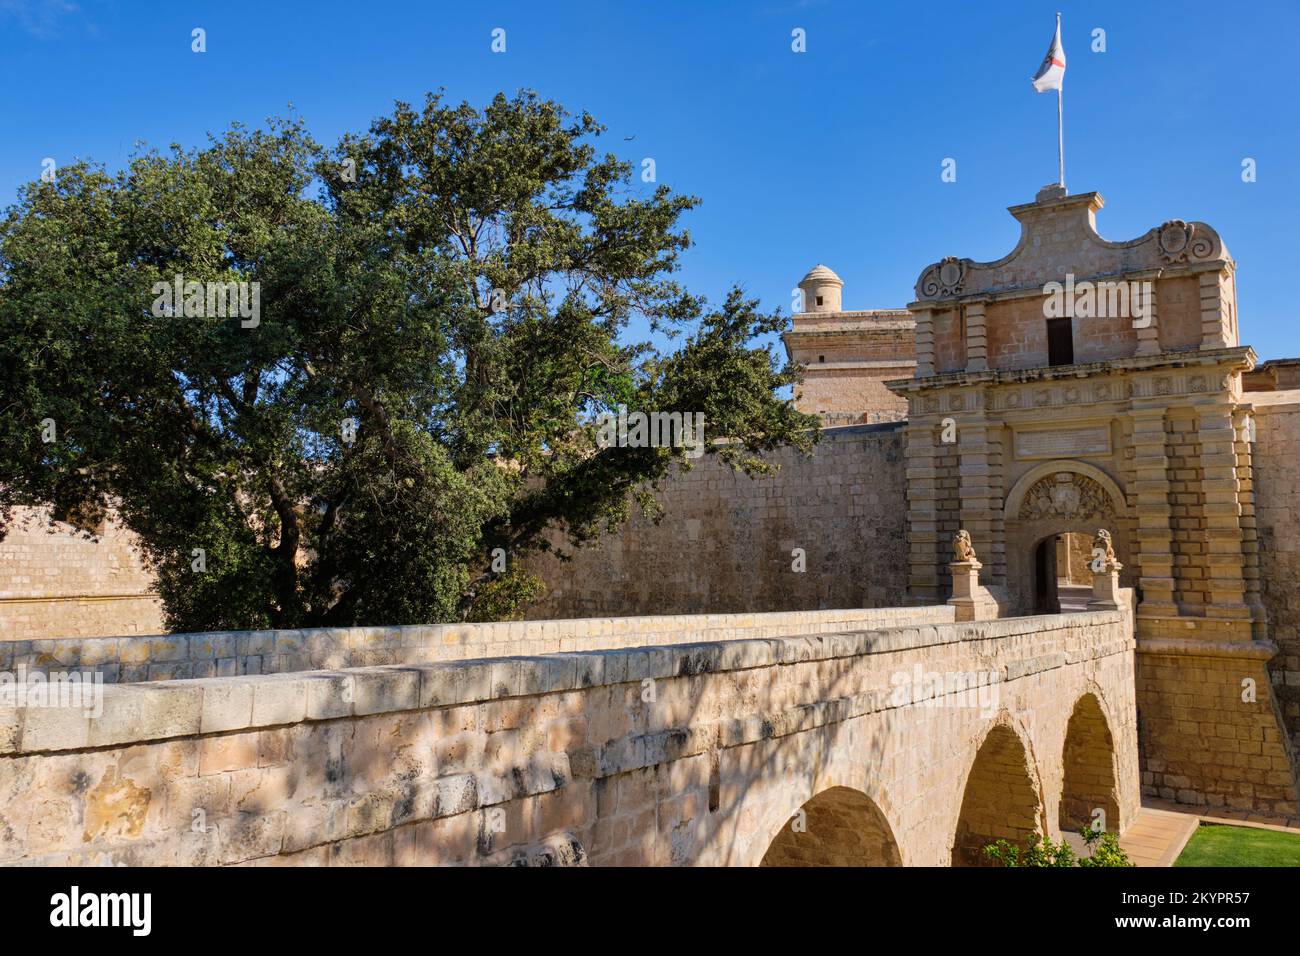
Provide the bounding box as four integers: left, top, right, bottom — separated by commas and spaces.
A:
0, 91, 817, 630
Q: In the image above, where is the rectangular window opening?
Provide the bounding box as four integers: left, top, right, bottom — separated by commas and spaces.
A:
1047, 317, 1074, 366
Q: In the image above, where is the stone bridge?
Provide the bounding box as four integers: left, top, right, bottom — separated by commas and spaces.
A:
0, 601, 1137, 866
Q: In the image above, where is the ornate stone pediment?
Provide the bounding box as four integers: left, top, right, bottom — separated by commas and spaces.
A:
910, 192, 1229, 304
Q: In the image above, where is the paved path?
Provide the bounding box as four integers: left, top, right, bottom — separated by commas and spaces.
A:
1117, 800, 1300, 866
1118, 807, 1201, 867
1141, 796, 1300, 832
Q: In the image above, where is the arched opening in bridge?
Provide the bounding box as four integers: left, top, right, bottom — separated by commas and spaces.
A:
1059, 693, 1120, 836
1033, 531, 1094, 613
760, 786, 902, 867
951, 725, 1045, 866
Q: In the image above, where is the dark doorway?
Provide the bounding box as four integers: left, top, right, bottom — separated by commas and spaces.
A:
1034, 538, 1059, 613
1034, 532, 1094, 613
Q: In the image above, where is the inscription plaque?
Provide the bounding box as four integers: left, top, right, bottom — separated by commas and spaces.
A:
1015, 425, 1110, 460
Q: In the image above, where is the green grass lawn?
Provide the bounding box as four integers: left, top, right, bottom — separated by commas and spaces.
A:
1174, 824, 1300, 867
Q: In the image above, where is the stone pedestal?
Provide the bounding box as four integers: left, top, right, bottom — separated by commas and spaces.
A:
948, 559, 983, 621
1088, 569, 1122, 611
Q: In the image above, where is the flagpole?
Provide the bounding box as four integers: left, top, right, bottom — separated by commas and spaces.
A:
1056, 12, 1064, 189
1057, 86, 1065, 188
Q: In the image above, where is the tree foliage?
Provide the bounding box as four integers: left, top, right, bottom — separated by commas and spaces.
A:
0, 91, 817, 629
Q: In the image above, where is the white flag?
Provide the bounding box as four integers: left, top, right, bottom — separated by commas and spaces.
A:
1031, 17, 1066, 92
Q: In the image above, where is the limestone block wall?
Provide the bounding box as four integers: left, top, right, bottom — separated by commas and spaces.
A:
0, 607, 1137, 866
1070, 300, 1141, 365
958, 274, 1206, 375
984, 298, 1044, 371
1135, 640, 1297, 816
931, 307, 965, 373
526, 423, 911, 618
1127, 389, 1300, 814
1, 426, 913, 639
795, 370, 911, 424
782, 309, 915, 422
1251, 391, 1300, 751
1165, 410, 1209, 610
0, 506, 163, 641
1156, 276, 1204, 352
0, 604, 954, 685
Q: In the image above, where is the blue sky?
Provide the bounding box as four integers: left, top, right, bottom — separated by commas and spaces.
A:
2, 0, 1298, 360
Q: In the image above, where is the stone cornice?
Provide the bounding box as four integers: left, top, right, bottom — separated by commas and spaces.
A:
885, 348, 1258, 416
1136, 637, 1278, 662
1244, 391, 1300, 414
788, 316, 914, 336
884, 346, 1257, 395
793, 309, 911, 321
784, 325, 914, 340
795, 360, 918, 372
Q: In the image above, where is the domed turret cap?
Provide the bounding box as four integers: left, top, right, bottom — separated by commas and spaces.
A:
798, 264, 844, 313
799, 264, 844, 288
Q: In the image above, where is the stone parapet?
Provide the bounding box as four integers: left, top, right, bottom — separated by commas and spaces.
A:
0, 605, 956, 684
0, 605, 1136, 866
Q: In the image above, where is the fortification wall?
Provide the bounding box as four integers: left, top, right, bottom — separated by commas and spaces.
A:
1251, 390, 1300, 751
0, 507, 163, 641
0, 423, 913, 634
795, 370, 911, 422
526, 423, 910, 618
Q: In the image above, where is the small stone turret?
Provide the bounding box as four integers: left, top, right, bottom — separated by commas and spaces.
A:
798, 264, 844, 314
783, 263, 916, 425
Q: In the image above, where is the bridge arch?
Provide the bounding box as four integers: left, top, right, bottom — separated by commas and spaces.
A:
1059, 691, 1121, 836
951, 719, 1048, 865
760, 786, 902, 867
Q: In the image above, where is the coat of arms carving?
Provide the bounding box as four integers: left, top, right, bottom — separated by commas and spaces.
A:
1018, 472, 1113, 521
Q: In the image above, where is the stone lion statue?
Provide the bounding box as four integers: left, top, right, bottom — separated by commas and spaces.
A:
953, 529, 977, 564
1092, 529, 1122, 572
